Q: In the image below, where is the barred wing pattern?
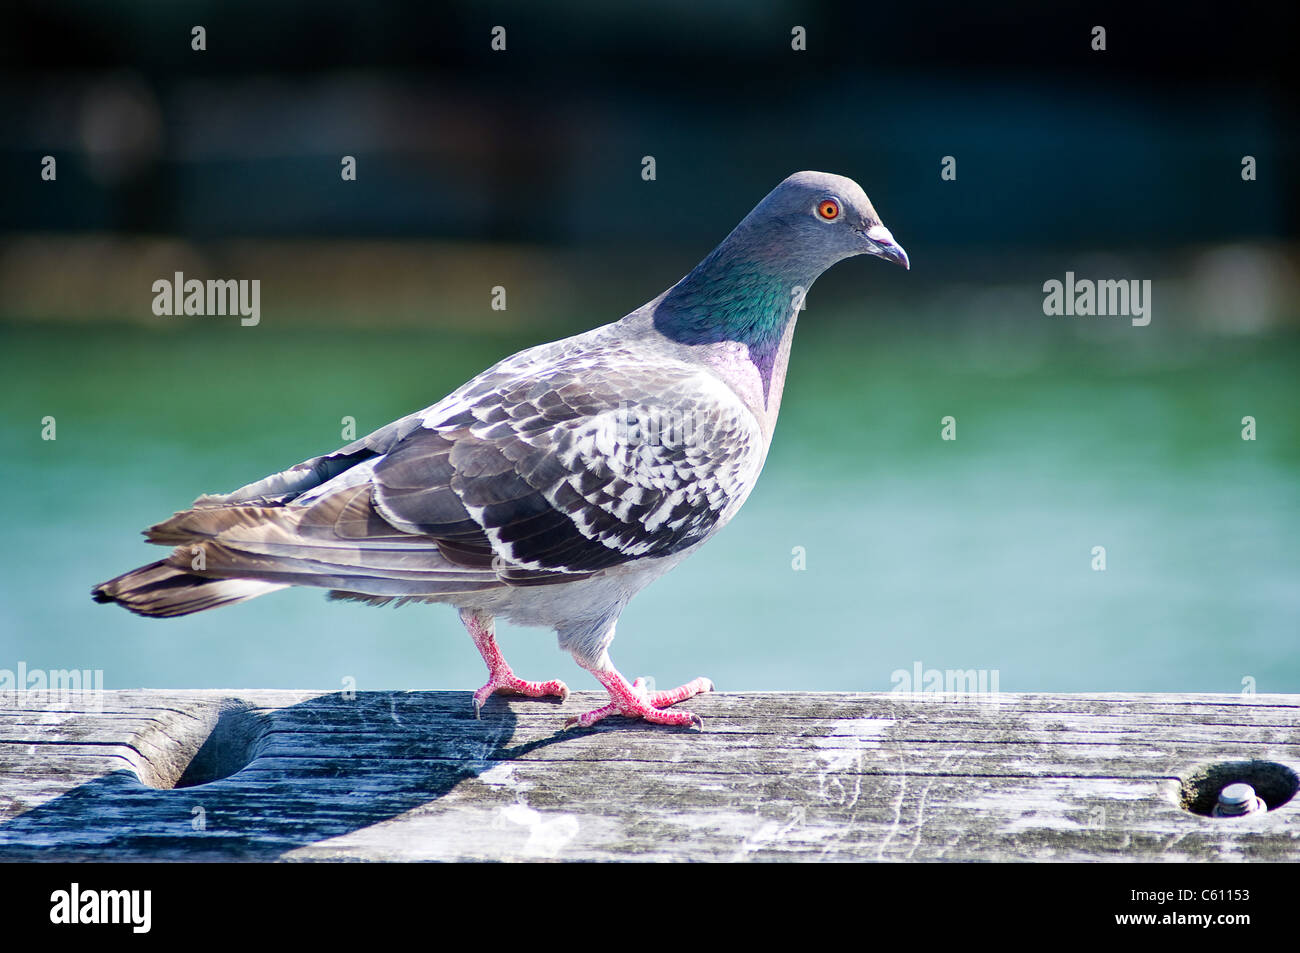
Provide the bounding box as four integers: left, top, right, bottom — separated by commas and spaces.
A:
370, 361, 762, 580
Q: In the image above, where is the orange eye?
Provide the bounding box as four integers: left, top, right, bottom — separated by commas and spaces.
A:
817, 199, 839, 220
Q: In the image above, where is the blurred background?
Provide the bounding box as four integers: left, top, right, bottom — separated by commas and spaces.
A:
1, 0, 1297, 696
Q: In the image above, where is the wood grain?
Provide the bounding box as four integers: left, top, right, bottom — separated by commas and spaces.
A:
2, 690, 1297, 861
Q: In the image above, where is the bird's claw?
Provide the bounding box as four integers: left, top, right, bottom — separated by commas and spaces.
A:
564, 674, 713, 730
472, 673, 569, 718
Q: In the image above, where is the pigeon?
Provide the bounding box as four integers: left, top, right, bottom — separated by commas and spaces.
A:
93, 171, 909, 729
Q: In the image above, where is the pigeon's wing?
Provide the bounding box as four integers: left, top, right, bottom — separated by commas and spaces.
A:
371, 360, 764, 577
139, 352, 763, 598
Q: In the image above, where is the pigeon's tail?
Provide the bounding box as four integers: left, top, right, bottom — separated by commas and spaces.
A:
91, 560, 287, 618
93, 489, 513, 619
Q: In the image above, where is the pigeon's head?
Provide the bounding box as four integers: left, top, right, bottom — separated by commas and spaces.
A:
744, 170, 909, 272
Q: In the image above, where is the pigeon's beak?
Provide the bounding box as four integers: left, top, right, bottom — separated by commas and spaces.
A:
864, 223, 910, 270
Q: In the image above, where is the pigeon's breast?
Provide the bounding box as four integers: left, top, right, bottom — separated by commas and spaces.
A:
691, 315, 798, 445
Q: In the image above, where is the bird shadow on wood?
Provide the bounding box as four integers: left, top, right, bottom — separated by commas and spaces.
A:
0, 691, 580, 861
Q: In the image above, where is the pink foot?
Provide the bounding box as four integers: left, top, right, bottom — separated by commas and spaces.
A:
461, 609, 568, 718
473, 670, 569, 718
564, 670, 714, 730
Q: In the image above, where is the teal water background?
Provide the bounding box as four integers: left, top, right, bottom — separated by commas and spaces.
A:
2, 315, 1297, 695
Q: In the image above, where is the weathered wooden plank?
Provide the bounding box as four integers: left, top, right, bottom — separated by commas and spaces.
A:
0, 690, 1297, 861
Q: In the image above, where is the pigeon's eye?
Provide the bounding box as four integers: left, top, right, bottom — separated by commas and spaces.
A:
817, 199, 840, 221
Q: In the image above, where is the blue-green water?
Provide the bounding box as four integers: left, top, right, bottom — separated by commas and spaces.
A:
2, 317, 1297, 694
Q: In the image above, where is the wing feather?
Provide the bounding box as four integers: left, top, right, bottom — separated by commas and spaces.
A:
142, 343, 762, 598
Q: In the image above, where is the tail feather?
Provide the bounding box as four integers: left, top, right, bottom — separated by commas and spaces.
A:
93, 479, 583, 618
94, 493, 506, 619
91, 560, 286, 618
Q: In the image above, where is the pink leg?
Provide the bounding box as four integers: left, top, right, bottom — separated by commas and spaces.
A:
462, 610, 569, 718
564, 664, 713, 730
